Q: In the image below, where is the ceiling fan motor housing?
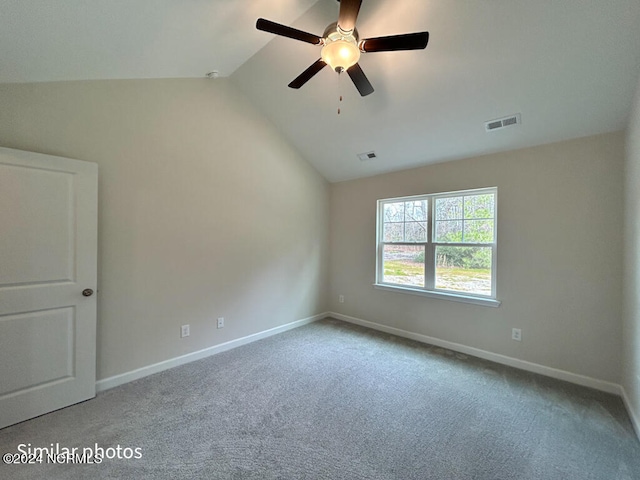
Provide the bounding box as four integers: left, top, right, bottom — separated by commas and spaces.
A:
321, 23, 360, 72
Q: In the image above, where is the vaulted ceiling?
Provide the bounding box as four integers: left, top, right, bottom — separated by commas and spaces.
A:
3, 0, 640, 182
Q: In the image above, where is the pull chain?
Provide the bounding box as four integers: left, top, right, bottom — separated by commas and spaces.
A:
337, 69, 343, 115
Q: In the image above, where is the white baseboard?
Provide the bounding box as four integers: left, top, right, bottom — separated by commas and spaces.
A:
329, 312, 622, 395
96, 312, 327, 392
621, 386, 640, 441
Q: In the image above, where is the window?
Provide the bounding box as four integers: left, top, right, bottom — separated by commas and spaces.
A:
376, 187, 498, 305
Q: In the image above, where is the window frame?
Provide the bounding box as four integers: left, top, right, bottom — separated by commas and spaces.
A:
375, 187, 500, 307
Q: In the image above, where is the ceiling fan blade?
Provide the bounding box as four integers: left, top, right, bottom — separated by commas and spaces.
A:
337, 0, 362, 32
360, 32, 429, 52
288, 59, 327, 89
346, 63, 374, 96
256, 18, 322, 45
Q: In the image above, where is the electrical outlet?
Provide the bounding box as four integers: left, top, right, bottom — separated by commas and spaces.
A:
339, 295, 344, 303
512, 328, 522, 342
181, 324, 190, 338
217, 317, 224, 329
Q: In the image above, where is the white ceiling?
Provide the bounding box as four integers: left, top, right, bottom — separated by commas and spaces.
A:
0, 0, 320, 81
3, 0, 640, 182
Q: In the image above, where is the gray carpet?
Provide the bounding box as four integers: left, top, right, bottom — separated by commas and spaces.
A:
1, 318, 639, 479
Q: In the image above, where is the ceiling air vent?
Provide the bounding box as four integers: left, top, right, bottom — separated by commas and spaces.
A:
357, 151, 377, 161
485, 113, 521, 132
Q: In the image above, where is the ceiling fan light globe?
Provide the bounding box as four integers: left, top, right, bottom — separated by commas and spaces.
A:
321, 39, 360, 72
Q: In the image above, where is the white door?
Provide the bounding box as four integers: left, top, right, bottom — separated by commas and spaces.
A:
0, 147, 97, 429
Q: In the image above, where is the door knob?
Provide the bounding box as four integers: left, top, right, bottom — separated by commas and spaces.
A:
82, 289, 94, 297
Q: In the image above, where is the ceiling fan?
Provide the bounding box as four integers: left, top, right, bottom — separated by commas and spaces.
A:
256, 0, 429, 97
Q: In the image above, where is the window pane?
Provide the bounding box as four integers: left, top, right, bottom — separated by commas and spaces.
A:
405, 222, 427, 242
463, 219, 494, 243
464, 194, 495, 219
435, 197, 463, 220
405, 200, 427, 221
435, 220, 462, 243
384, 202, 404, 222
383, 245, 425, 287
383, 222, 404, 242
435, 246, 492, 296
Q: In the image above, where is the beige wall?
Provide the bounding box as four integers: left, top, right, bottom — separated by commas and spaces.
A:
330, 132, 624, 383
0, 76, 630, 392
624, 76, 640, 427
0, 79, 329, 380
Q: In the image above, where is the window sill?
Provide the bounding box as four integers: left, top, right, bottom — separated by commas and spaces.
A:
373, 283, 501, 307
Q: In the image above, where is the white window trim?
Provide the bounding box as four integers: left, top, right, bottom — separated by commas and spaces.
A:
373, 283, 501, 307
375, 187, 500, 307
